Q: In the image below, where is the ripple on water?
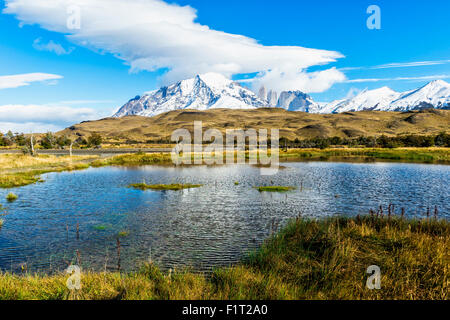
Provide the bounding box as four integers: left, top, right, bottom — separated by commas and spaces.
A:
0, 162, 448, 274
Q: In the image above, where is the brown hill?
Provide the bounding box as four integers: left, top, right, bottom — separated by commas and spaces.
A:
59, 108, 450, 144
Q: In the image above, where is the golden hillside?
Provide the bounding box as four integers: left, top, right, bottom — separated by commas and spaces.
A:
59, 108, 450, 143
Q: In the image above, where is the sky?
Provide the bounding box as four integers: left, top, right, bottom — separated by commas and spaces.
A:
0, 0, 449, 133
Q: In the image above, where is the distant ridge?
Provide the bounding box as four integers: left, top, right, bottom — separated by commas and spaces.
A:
63, 108, 450, 143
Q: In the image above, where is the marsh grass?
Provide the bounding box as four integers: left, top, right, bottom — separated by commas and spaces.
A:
255, 186, 296, 192
0, 219, 3, 228
0, 154, 97, 189
1, 215, 447, 300
129, 183, 203, 191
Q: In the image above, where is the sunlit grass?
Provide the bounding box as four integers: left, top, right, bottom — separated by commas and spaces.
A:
0, 155, 96, 189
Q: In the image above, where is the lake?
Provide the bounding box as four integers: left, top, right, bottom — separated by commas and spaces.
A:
0, 161, 448, 274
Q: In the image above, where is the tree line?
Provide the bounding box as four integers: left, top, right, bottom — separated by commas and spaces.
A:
280, 132, 450, 149
0, 131, 103, 150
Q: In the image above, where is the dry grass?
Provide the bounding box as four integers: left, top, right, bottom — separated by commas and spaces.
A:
0, 216, 447, 300
0, 154, 95, 170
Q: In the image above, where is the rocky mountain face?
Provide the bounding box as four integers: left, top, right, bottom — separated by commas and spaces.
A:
276, 91, 320, 113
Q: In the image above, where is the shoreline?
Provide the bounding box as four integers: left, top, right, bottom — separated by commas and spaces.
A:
1, 148, 449, 189
0, 215, 448, 300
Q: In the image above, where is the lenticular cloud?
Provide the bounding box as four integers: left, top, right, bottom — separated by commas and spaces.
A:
4, 0, 345, 92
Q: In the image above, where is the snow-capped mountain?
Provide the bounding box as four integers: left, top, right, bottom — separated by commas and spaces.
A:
114, 75, 450, 117
114, 73, 267, 117
276, 91, 320, 113
320, 80, 450, 113
388, 80, 450, 111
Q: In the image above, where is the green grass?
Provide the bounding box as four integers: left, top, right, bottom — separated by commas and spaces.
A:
129, 183, 203, 191
255, 186, 296, 192
1, 215, 447, 300
6, 192, 18, 202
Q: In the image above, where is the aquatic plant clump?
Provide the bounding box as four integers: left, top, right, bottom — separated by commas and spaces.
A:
129, 183, 203, 191
6, 193, 18, 202
255, 186, 296, 192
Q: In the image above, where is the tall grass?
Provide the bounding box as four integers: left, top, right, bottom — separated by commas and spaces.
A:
0, 215, 447, 300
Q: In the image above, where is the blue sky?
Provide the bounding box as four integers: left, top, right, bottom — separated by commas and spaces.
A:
0, 0, 449, 132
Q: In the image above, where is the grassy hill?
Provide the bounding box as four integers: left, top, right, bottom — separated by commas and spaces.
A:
58, 108, 450, 145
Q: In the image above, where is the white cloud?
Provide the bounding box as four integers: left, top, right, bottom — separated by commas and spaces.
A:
0, 122, 65, 133
33, 37, 74, 55
345, 74, 450, 83
372, 60, 450, 69
250, 67, 346, 93
340, 59, 450, 72
0, 104, 100, 133
4, 0, 345, 93
0, 73, 63, 89
345, 87, 363, 99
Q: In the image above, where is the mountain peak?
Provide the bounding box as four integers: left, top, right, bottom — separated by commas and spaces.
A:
424, 79, 449, 88
114, 72, 265, 117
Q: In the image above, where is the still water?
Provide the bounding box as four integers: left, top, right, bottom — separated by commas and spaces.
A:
0, 162, 448, 274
